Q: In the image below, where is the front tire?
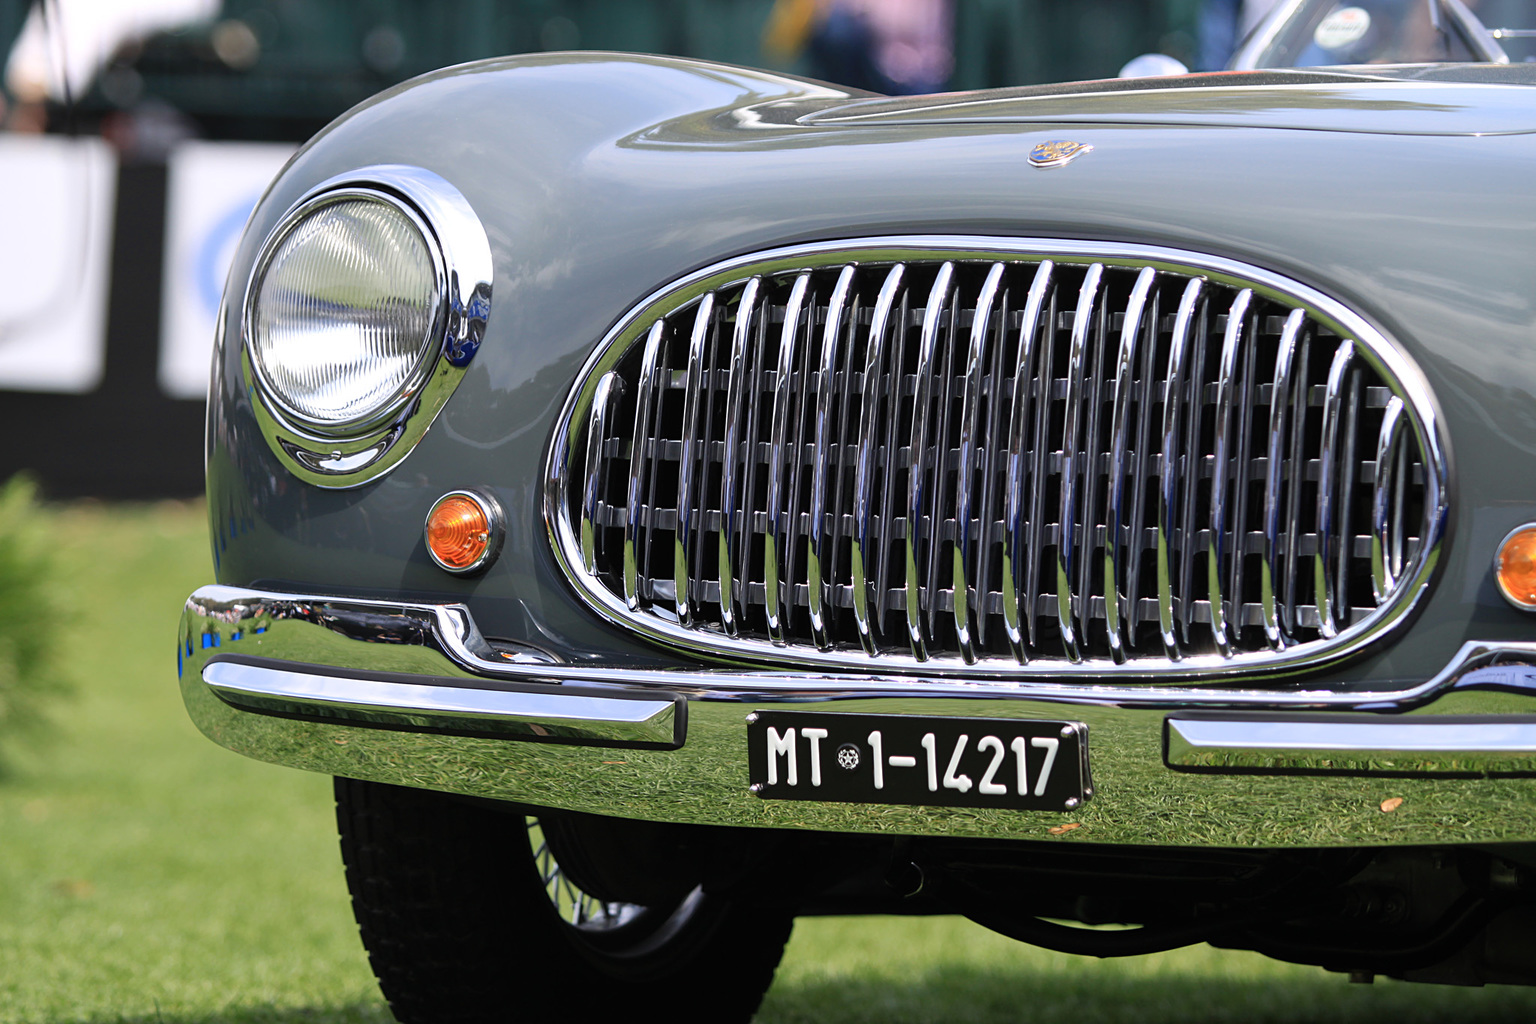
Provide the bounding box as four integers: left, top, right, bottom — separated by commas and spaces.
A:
335, 778, 793, 1023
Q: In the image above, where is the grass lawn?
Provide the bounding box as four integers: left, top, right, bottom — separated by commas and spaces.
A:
3, 501, 1536, 1022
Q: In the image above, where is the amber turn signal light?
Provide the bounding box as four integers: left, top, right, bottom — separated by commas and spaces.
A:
1495, 524, 1536, 611
425, 490, 503, 575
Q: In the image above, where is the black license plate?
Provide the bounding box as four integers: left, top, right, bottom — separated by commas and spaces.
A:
747, 711, 1091, 812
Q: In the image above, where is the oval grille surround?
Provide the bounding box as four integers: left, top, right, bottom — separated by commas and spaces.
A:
546, 239, 1448, 679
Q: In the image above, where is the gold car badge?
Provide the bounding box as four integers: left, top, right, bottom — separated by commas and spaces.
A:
1028, 139, 1093, 168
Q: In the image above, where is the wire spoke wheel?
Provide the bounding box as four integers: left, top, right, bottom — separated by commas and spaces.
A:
527, 816, 646, 932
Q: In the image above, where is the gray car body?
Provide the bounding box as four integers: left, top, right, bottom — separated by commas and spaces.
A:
194, 53, 1536, 847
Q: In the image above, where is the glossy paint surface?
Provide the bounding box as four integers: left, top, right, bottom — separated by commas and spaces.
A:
206, 52, 1536, 698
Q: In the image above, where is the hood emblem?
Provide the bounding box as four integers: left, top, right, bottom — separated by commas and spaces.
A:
1028, 139, 1093, 168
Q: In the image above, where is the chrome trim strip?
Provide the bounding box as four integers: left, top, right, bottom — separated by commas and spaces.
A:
1104, 267, 1155, 664
1002, 260, 1053, 663
718, 278, 762, 637
242, 164, 493, 488
1372, 396, 1407, 604
1260, 309, 1303, 649
1165, 713, 1536, 773
203, 659, 681, 748
852, 266, 904, 655
674, 293, 715, 629
764, 274, 811, 644
1056, 263, 1104, 664
580, 372, 623, 575
547, 235, 1451, 680
1315, 341, 1355, 640
1157, 279, 1202, 661
183, 585, 1531, 708
1207, 289, 1252, 658
808, 266, 856, 650
954, 262, 1006, 664
905, 263, 955, 661
624, 321, 666, 611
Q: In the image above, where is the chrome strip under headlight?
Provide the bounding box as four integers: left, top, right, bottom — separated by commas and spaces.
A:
240, 164, 492, 487
546, 236, 1450, 681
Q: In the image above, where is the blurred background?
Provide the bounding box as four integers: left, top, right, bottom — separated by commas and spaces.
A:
0, 0, 1209, 500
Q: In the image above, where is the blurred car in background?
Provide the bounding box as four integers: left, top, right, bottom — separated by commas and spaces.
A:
179, 0, 1536, 1018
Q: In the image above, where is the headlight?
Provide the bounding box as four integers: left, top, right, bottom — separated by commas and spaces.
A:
239, 165, 492, 487
249, 193, 439, 429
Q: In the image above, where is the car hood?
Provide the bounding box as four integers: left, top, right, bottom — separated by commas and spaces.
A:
799, 65, 1536, 136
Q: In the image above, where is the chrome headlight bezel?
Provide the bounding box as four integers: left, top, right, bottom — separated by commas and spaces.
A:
239, 164, 493, 488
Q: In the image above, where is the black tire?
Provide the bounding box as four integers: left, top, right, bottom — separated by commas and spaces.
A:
335, 777, 794, 1024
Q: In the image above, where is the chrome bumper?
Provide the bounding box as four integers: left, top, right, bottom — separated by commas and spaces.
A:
180, 584, 1536, 848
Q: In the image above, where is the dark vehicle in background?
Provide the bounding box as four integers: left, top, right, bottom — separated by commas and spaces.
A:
179, 0, 1536, 1018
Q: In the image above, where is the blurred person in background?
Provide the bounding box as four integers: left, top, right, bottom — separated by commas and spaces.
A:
765, 0, 954, 94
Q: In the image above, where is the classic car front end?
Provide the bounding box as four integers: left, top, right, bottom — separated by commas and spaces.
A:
180, 17, 1536, 1018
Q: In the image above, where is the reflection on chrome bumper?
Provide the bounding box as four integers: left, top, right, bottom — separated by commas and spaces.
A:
1166, 713, 1536, 775
204, 660, 682, 748
179, 584, 1536, 849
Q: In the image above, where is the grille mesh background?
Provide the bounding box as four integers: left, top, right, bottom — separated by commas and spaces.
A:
555, 247, 1443, 674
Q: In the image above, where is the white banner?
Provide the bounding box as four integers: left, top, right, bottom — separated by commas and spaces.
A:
0, 135, 116, 393
159, 140, 295, 400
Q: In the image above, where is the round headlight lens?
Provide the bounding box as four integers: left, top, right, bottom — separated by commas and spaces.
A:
249, 194, 440, 429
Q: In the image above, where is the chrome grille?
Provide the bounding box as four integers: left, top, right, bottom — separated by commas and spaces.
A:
550, 240, 1447, 677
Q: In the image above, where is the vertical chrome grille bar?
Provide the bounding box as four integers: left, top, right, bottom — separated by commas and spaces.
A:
1335, 366, 1362, 621
1002, 260, 1053, 662
717, 277, 761, 637
1056, 263, 1104, 663
1026, 279, 1058, 650
1227, 305, 1258, 649
1371, 395, 1407, 603
1392, 439, 1408, 581
581, 371, 624, 575
1104, 267, 1155, 664
1206, 289, 1252, 657
764, 274, 811, 644
808, 265, 856, 650
852, 265, 905, 655
1126, 285, 1160, 647
926, 286, 961, 647
875, 287, 912, 638
1260, 309, 1304, 649
737, 287, 771, 633
1282, 330, 1311, 636
906, 262, 956, 660
1176, 293, 1210, 646
830, 283, 861, 639
976, 274, 1011, 654
1076, 285, 1110, 657
954, 262, 1005, 663
624, 320, 667, 610
1157, 278, 1202, 659
1314, 340, 1355, 639
674, 293, 715, 628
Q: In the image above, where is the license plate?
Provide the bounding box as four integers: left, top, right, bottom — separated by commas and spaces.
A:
746, 711, 1092, 812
